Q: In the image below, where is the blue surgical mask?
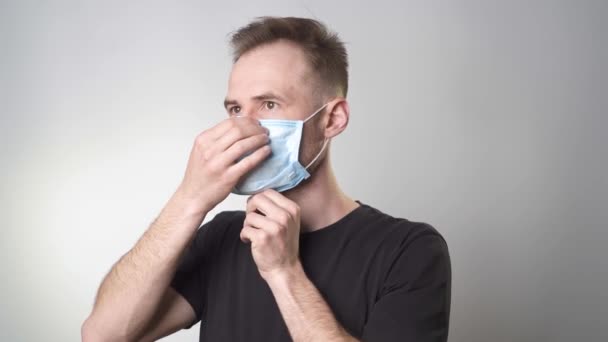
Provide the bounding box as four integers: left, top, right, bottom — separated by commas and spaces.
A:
231, 103, 330, 195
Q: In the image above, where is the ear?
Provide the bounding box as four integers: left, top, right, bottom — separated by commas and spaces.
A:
323, 98, 350, 139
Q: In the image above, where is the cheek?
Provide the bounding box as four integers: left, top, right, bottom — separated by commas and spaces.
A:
298, 124, 325, 162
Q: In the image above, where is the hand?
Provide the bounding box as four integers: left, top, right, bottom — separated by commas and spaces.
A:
240, 189, 302, 281
177, 116, 271, 214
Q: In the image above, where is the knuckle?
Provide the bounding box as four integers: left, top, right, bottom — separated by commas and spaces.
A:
256, 146, 271, 159
273, 222, 284, 233
240, 157, 255, 170
279, 212, 290, 225
292, 204, 301, 216
195, 132, 207, 146
234, 141, 248, 155
201, 149, 213, 162
260, 232, 270, 243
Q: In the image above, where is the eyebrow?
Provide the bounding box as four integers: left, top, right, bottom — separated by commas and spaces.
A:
252, 92, 287, 103
223, 91, 288, 109
223, 98, 238, 109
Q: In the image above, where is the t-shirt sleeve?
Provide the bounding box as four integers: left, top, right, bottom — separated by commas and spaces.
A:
170, 211, 231, 329
361, 227, 452, 342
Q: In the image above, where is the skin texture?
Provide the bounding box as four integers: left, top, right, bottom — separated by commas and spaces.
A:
82, 39, 360, 342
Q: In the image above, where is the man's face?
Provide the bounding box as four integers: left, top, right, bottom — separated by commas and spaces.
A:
225, 40, 328, 168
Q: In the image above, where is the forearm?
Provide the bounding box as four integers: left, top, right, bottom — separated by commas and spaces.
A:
85, 188, 208, 339
265, 262, 360, 342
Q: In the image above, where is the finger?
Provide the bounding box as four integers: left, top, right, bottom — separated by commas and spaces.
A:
240, 225, 265, 244
226, 144, 271, 179
212, 117, 268, 154
261, 189, 300, 217
218, 133, 269, 167
244, 212, 281, 234
246, 193, 278, 214
206, 117, 240, 142
247, 193, 290, 225
194, 117, 266, 162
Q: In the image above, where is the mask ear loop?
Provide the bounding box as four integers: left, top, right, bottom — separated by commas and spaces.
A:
303, 103, 329, 123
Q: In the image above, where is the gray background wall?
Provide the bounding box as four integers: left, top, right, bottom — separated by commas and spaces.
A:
1, 1, 606, 341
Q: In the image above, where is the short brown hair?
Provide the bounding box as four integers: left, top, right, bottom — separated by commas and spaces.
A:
230, 16, 349, 98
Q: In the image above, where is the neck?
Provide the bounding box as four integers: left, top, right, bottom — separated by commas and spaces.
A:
284, 152, 359, 233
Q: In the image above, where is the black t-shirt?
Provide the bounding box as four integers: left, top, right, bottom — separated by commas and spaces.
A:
170, 201, 451, 341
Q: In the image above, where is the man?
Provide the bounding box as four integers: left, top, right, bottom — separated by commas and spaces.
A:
82, 16, 451, 342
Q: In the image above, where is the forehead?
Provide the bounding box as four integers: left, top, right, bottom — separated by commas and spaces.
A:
228, 40, 315, 100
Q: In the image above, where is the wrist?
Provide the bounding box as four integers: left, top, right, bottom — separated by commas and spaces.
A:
262, 260, 306, 289
173, 184, 213, 217
156, 188, 210, 233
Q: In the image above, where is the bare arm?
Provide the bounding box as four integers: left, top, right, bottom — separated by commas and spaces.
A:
82, 188, 208, 341
136, 287, 198, 342
266, 263, 359, 342
82, 116, 271, 341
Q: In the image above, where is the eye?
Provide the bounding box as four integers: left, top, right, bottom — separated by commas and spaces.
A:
264, 101, 276, 110
229, 106, 241, 115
